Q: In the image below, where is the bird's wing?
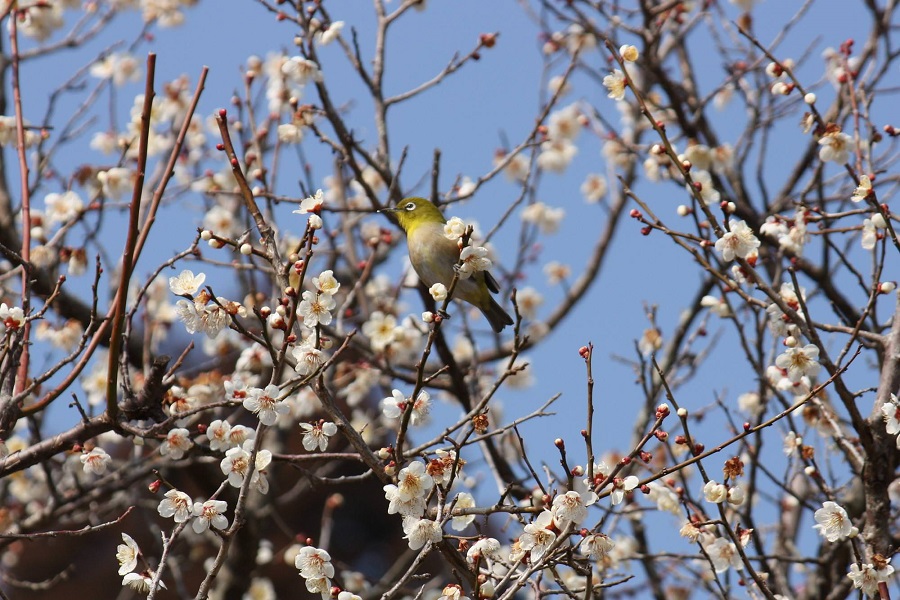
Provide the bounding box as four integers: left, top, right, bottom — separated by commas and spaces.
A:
483, 270, 501, 294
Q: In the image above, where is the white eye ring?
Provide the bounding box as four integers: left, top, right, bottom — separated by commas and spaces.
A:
404, 202, 416, 211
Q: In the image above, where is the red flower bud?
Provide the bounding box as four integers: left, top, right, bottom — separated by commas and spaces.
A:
479, 33, 497, 48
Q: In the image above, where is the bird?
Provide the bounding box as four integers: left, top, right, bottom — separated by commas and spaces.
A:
381, 197, 513, 332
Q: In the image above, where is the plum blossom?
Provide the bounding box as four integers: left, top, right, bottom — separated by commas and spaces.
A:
861, 218, 877, 250
297, 290, 335, 327
551, 478, 598, 527
450, 492, 476, 531
581, 173, 608, 203
818, 129, 852, 164
80, 447, 111, 475
537, 138, 578, 173
44, 191, 84, 225
277, 120, 303, 143
429, 283, 448, 302
647, 482, 680, 514
381, 389, 431, 426
220, 440, 272, 492
313, 270, 340, 295
775, 344, 821, 382
243, 384, 290, 426
174, 298, 230, 338
882, 394, 900, 439
282, 57, 323, 85
852, 175, 873, 202
457, 246, 492, 279
305, 576, 332, 600
619, 44, 639, 62
383, 483, 427, 517
396, 461, 434, 501
402, 516, 443, 550
689, 169, 721, 205
227, 424, 256, 448
519, 510, 557, 561
594, 460, 639, 505
168, 270, 206, 296
603, 69, 626, 100
362, 311, 399, 352
813, 501, 853, 542
783, 431, 803, 456
522, 202, 565, 234
609, 475, 639, 505
159, 427, 192, 459
292, 338, 326, 376
90, 52, 141, 86
467, 537, 502, 563
294, 189, 325, 215
703, 537, 742, 573
848, 559, 894, 596
205, 419, 232, 452
295, 546, 335, 580
443, 216, 468, 240
157, 489, 192, 523
97, 167, 134, 200
300, 421, 338, 452
122, 571, 165, 593
116, 533, 140, 576
715, 220, 760, 262
191, 500, 229, 533
0, 304, 25, 331
703, 480, 728, 504
580, 533, 615, 559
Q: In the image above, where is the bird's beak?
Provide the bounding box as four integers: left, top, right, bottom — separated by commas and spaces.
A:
378, 206, 399, 213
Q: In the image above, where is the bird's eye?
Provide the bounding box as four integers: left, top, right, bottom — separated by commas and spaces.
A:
404, 202, 416, 211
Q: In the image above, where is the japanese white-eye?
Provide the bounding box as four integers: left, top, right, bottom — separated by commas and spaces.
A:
381, 197, 513, 332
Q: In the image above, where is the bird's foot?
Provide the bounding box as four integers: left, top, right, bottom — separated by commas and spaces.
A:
437, 309, 451, 321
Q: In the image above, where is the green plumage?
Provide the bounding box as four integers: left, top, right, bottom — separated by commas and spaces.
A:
383, 198, 513, 332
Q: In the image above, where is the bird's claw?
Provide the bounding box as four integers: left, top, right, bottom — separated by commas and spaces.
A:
437, 309, 451, 321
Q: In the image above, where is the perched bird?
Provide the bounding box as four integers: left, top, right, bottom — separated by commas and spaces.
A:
381, 197, 513, 332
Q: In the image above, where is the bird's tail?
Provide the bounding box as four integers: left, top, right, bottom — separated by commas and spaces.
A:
482, 296, 514, 333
